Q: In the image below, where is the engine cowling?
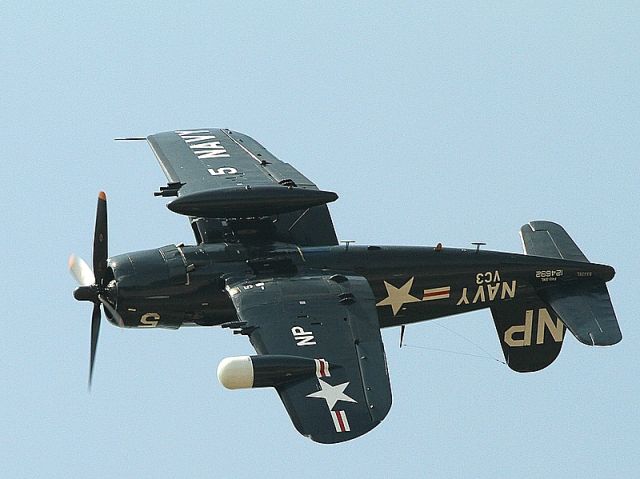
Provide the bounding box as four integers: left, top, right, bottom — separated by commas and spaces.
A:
217, 355, 322, 389
106, 243, 231, 328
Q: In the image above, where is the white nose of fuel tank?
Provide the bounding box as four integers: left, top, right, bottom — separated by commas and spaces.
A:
217, 356, 254, 389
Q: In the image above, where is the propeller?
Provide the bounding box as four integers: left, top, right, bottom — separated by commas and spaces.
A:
69, 191, 120, 388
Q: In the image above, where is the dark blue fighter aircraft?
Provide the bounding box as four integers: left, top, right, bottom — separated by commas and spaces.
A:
69, 129, 622, 443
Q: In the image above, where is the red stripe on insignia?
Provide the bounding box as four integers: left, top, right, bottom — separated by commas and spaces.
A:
331, 411, 340, 431
331, 411, 351, 432
315, 359, 330, 378
336, 411, 346, 432
331, 410, 349, 432
424, 291, 446, 297
422, 286, 451, 300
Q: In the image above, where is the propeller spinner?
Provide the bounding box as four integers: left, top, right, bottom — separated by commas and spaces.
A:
69, 192, 121, 387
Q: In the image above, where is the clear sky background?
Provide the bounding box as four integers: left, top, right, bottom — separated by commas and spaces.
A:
2, 2, 638, 478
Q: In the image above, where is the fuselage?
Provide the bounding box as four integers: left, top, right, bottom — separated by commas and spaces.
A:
104, 242, 614, 330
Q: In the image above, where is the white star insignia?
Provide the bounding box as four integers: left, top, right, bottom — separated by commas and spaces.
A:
375, 277, 421, 315
306, 379, 358, 410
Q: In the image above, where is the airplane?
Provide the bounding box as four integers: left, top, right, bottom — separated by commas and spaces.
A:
69, 129, 622, 444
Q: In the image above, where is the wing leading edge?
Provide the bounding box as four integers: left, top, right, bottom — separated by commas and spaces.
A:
224, 272, 392, 444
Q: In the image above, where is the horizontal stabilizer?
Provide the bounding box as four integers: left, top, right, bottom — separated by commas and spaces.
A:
521, 221, 588, 262
538, 281, 622, 346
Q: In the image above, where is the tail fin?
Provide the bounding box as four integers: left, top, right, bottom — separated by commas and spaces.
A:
491, 299, 565, 373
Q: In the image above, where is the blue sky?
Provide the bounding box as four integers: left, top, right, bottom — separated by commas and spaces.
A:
2, 2, 638, 477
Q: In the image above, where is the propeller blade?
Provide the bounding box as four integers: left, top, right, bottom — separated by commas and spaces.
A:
89, 302, 101, 388
71, 192, 113, 388
99, 294, 124, 328
68, 254, 95, 286
93, 192, 108, 285
400, 325, 406, 348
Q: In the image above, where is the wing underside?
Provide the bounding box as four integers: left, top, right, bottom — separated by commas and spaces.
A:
146, 129, 339, 246
225, 272, 392, 444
